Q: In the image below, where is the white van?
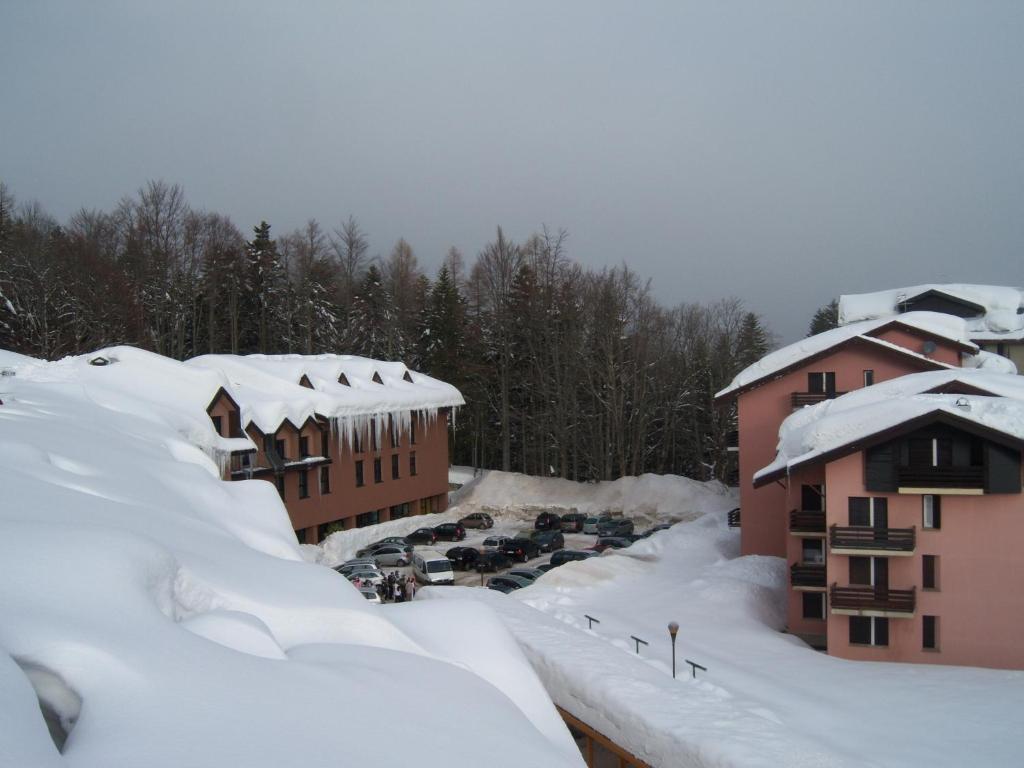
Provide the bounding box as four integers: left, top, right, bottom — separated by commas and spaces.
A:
412, 550, 455, 586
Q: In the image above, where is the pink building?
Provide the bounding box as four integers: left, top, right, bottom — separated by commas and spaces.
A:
754, 371, 1024, 669
715, 312, 976, 559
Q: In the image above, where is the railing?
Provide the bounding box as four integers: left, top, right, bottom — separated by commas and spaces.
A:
791, 391, 847, 408
727, 508, 741, 528
830, 583, 916, 614
897, 466, 984, 488
829, 525, 915, 552
789, 509, 825, 533
790, 563, 826, 589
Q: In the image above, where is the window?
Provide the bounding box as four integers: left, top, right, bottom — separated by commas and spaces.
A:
355, 460, 364, 487
802, 592, 825, 620
321, 431, 330, 458
299, 436, 310, 457
373, 457, 382, 483
922, 555, 938, 590
808, 371, 836, 395
863, 370, 875, 387
802, 538, 825, 565
275, 439, 286, 459
356, 510, 380, 528
849, 497, 887, 527
353, 429, 363, 454
295, 528, 307, 545
211, 415, 223, 435
320, 466, 330, 495
275, 475, 285, 500
923, 615, 938, 650
391, 454, 400, 480
410, 451, 417, 477
299, 470, 309, 499
801, 484, 824, 512
922, 495, 941, 529
410, 417, 417, 445
390, 502, 409, 520
849, 556, 872, 585
389, 421, 400, 448
849, 616, 889, 646
370, 419, 378, 451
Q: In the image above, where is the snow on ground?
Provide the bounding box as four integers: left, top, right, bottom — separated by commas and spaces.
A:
418, 473, 1024, 768
0, 351, 581, 768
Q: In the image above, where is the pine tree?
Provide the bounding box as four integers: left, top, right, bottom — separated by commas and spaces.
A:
808, 299, 839, 336
735, 311, 769, 368
244, 221, 289, 353
345, 264, 405, 359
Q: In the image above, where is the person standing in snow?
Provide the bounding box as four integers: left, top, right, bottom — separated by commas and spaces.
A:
406, 576, 416, 600
352, 576, 362, 589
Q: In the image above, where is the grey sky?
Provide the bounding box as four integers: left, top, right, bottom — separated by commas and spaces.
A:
2, 1, 1022, 342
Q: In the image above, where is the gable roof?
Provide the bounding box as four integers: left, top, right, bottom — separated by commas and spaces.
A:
752, 370, 1024, 486
715, 312, 973, 403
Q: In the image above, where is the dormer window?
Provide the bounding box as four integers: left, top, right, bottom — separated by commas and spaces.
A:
372, 372, 383, 385
211, 415, 223, 436
299, 436, 310, 457
403, 371, 413, 383
338, 373, 350, 386
298, 375, 314, 389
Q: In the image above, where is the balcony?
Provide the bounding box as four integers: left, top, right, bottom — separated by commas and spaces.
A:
829, 583, 916, 617
790, 563, 826, 590
789, 509, 825, 535
829, 525, 915, 556
727, 508, 741, 528
791, 391, 847, 408
897, 465, 984, 493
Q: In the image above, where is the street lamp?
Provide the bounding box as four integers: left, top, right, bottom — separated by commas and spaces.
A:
668, 621, 679, 679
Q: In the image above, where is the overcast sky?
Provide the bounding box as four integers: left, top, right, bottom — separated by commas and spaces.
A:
2, 1, 1022, 342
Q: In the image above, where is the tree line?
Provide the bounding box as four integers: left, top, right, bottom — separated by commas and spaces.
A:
0, 179, 773, 482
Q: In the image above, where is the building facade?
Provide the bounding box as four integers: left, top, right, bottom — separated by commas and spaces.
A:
197, 355, 462, 544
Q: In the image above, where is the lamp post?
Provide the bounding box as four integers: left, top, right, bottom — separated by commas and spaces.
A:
668, 621, 679, 679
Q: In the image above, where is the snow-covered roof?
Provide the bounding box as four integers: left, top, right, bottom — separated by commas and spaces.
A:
186, 353, 464, 435
0, 348, 580, 767
754, 369, 1024, 485
839, 284, 1024, 341
715, 312, 974, 401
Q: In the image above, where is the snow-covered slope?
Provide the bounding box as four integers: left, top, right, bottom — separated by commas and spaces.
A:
0, 350, 580, 768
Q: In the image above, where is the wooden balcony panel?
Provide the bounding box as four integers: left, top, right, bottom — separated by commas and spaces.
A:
727, 508, 741, 528
829, 584, 916, 616
829, 525, 915, 555
791, 391, 847, 408
789, 509, 825, 534
790, 563, 826, 590
897, 466, 984, 490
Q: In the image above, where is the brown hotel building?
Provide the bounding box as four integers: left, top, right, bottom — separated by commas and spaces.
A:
194, 354, 463, 544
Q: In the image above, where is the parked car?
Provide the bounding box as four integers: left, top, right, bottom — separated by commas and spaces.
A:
405, 527, 438, 545
373, 536, 411, 546
534, 511, 562, 530
334, 558, 380, 575
346, 569, 385, 586
560, 512, 587, 532
482, 535, 511, 551
639, 523, 673, 538
486, 575, 534, 594
458, 512, 494, 529
356, 540, 409, 558
433, 522, 467, 542
359, 586, 382, 603
371, 544, 414, 567
475, 551, 513, 573
582, 517, 601, 534
535, 562, 556, 573
507, 568, 545, 583
411, 550, 455, 585
531, 530, 565, 553
549, 549, 600, 567
597, 518, 634, 537
591, 536, 633, 552
500, 538, 541, 563
446, 546, 481, 571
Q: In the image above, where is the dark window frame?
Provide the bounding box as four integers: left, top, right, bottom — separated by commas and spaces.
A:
922, 554, 938, 590
923, 615, 938, 651
211, 415, 223, 435
320, 466, 331, 495
410, 451, 417, 477
299, 436, 310, 458
373, 457, 383, 484
391, 453, 400, 480
355, 460, 364, 488
299, 470, 309, 499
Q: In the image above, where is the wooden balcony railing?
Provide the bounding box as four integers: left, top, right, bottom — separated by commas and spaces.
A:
829, 583, 916, 615
829, 525, 915, 553
897, 466, 984, 489
790, 563, 826, 589
789, 509, 825, 534
791, 391, 847, 408
727, 508, 741, 528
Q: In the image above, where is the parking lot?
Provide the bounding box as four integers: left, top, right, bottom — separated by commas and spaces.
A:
343, 513, 622, 596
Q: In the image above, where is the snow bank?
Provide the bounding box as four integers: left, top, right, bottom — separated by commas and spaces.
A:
424, 509, 1024, 768
716, 312, 972, 399
0, 349, 580, 768
454, 470, 736, 528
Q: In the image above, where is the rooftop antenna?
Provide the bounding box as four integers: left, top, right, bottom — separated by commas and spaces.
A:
922, 340, 937, 357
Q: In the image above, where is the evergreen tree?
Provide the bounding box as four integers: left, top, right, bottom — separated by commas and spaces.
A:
735, 311, 769, 368
244, 221, 289, 353
345, 264, 405, 359
808, 299, 839, 336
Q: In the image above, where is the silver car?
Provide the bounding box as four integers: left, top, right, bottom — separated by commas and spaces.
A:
371, 545, 414, 567
482, 535, 511, 551
347, 570, 384, 587
335, 558, 379, 575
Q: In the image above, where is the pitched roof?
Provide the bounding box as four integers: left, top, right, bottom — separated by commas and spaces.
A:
715, 312, 974, 402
